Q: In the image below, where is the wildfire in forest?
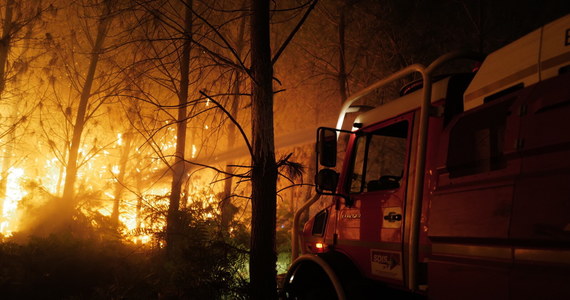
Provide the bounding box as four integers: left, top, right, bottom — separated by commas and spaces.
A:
0, 127, 223, 245
0, 162, 163, 242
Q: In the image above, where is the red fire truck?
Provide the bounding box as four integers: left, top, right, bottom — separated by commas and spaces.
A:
283, 14, 570, 299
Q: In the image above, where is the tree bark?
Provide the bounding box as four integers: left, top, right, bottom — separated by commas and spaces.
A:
166, 0, 192, 254
111, 132, 134, 226
338, 7, 348, 104
249, 0, 278, 299
221, 1, 247, 233
0, 0, 14, 216
61, 1, 113, 222
221, 70, 241, 231
0, 0, 14, 98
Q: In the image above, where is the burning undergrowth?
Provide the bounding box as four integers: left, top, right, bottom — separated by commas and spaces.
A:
0, 179, 250, 299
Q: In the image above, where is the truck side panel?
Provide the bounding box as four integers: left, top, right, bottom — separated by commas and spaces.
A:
509, 71, 570, 299
510, 71, 570, 243
427, 72, 570, 299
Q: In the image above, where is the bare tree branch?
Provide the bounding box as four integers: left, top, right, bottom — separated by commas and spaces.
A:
199, 90, 252, 157
272, 0, 318, 65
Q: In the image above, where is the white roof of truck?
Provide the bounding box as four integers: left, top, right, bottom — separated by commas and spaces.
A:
464, 14, 570, 110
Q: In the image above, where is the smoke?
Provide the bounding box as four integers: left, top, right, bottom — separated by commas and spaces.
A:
8, 180, 113, 243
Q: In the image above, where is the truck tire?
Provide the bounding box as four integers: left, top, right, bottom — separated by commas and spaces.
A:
284, 259, 339, 300
284, 252, 361, 300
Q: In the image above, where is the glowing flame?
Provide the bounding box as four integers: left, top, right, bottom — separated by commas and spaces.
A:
1, 168, 27, 236
43, 158, 63, 194
0, 124, 223, 246
111, 165, 120, 175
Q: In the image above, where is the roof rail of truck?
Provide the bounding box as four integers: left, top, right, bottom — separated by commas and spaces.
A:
335, 51, 485, 131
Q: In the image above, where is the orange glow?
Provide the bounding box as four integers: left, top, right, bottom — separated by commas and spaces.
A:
0, 168, 27, 237
0, 127, 182, 244
0, 5, 249, 246
315, 242, 324, 249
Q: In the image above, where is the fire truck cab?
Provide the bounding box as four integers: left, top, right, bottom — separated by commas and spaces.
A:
284, 14, 570, 300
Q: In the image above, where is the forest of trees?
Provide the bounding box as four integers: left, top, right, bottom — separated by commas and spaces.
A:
0, 0, 567, 299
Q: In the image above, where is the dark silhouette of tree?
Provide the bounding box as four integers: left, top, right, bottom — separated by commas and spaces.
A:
60, 0, 116, 224
110, 131, 134, 226
249, 0, 278, 298
166, 0, 193, 254
221, 0, 248, 234
0, 0, 15, 99
249, 1, 318, 298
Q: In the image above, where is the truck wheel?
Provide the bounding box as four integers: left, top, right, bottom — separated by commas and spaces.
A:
284, 253, 356, 300
284, 261, 338, 300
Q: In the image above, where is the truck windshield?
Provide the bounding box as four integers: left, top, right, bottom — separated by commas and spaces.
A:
349, 121, 409, 193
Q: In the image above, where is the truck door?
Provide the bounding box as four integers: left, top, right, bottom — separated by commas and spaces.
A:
336, 113, 413, 284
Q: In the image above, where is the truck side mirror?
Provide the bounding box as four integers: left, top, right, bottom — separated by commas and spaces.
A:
318, 128, 337, 167
315, 169, 339, 193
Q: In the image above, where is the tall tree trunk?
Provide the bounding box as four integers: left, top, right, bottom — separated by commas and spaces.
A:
166, 0, 192, 254
338, 7, 348, 104
221, 1, 247, 232
250, 0, 278, 299
111, 132, 134, 226
56, 146, 67, 195
0, 0, 14, 98
61, 2, 113, 222
0, 107, 16, 215
135, 157, 144, 243
0, 0, 14, 216
221, 71, 241, 231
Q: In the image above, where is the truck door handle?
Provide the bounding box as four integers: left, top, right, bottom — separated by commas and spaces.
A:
384, 212, 402, 222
